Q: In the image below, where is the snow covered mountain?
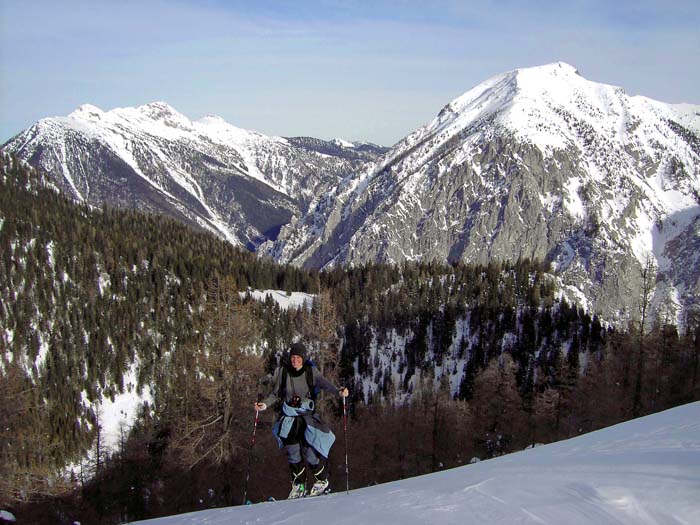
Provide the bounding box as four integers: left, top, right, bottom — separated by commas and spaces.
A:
130, 401, 700, 525
2, 102, 385, 248
261, 62, 700, 323
4, 63, 700, 323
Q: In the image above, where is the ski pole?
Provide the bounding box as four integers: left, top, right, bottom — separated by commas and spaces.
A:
243, 408, 260, 505
342, 394, 349, 495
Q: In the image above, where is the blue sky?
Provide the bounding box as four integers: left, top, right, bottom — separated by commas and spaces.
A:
1, 0, 698, 146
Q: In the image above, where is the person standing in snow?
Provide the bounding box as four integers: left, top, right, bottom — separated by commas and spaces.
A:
254, 342, 349, 499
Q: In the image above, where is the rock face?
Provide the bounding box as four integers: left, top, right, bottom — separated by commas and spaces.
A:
260, 63, 700, 323
3, 102, 385, 248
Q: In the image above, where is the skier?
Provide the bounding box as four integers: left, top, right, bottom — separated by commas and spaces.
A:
254, 342, 349, 499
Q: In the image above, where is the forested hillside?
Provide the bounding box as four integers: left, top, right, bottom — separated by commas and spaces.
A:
1, 153, 699, 524
0, 153, 315, 510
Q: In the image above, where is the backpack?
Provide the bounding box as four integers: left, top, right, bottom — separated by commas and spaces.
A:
279, 360, 319, 401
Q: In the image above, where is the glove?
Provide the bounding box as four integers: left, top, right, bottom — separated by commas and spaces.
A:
339, 388, 349, 398
254, 402, 267, 411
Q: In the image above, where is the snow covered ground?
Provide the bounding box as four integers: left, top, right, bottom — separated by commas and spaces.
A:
242, 289, 314, 310
131, 401, 700, 524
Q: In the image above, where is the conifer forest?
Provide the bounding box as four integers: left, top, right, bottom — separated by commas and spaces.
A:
1, 154, 699, 524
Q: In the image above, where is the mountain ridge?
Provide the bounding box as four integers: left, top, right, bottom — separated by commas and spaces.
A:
3, 62, 700, 324
260, 62, 700, 323
3, 101, 383, 248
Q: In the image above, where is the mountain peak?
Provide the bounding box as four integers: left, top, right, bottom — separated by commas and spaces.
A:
332, 138, 356, 148
194, 113, 262, 144
114, 101, 193, 132
511, 61, 610, 100
198, 114, 226, 123
135, 101, 187, 120
68, 103, 105, 120
446, 62, 586, 116
522, 61, 581, 77
410, 61, 635, 157
137, 100, 177, 113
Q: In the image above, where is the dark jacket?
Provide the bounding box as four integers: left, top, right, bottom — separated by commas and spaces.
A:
261, 364, 340, 409
262, 364, 341, 458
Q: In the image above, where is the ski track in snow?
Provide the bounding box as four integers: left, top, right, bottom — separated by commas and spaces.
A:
130, 402, 700, 525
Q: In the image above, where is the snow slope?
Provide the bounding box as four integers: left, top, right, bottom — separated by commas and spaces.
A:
242, 289, 314, 310
131, 401, 700, 524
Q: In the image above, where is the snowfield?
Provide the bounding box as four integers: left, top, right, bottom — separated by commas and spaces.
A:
242, 289, 315, 311
131, 401, 700, 524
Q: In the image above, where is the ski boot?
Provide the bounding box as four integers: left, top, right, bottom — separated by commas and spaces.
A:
288, 482, 306, 499
307, 463, 330, 497
288, 462, 306, 499
308, 479, 329, 497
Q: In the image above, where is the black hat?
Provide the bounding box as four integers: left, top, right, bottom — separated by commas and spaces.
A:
289, 342, 306, 359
